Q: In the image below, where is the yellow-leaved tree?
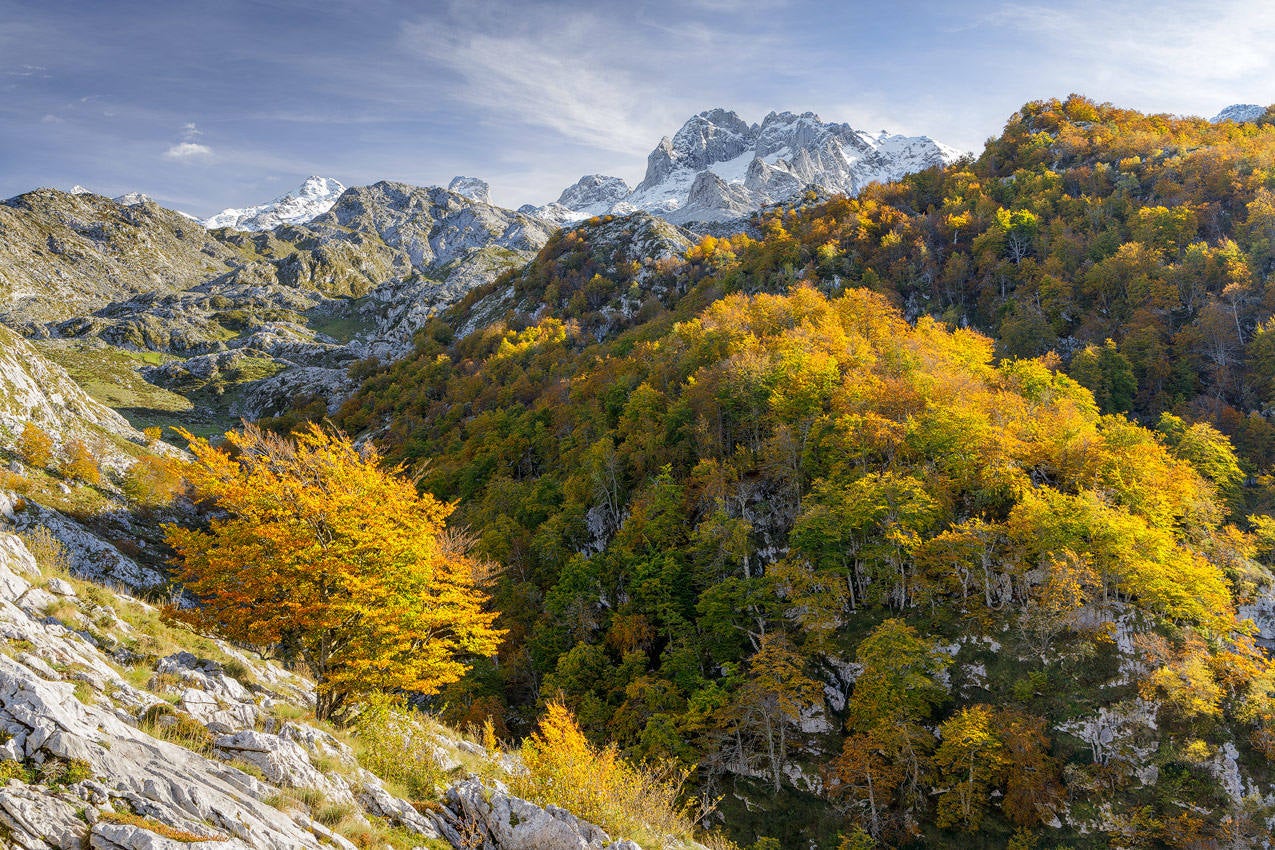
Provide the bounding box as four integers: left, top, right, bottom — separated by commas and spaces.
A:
164, 423, 504, 722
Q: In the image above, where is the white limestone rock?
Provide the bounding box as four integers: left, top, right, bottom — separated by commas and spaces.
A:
0, 784, 86, 849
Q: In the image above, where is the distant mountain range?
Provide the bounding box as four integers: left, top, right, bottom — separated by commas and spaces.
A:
525, 108, 964, 226
63, 103, 1270, 239
193, 107, 966, 234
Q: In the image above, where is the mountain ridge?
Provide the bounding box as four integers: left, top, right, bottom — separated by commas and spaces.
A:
525, 107, 964, 227
203, 176, 348, 232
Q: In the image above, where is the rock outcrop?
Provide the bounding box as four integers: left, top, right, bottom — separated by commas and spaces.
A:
0, 529, 673, 850
532, 107, 963, 227
0, 325, 144, 469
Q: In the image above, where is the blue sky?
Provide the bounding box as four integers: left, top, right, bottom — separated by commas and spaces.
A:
1, 0, 1272, 216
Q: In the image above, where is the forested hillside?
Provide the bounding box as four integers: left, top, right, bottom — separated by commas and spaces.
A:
336, 98, 1275, 848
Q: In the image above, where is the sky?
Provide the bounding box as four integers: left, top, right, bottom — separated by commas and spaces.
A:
1, 0, 1272, 217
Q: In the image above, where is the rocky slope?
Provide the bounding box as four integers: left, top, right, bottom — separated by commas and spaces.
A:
454, 212, 695, 341
0, 325, 143, 462
0, 181, 553, 428
527, 108, 963, 227
0, 190, 241, 332
0, 526, 668, 850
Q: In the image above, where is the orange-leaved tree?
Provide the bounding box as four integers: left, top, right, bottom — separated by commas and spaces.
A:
164, 423, 504, 722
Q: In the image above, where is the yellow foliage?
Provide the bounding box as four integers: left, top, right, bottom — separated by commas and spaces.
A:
17, 423, 53, 468
513, 701, 712, 848
59, 439, 101, 486
164, 423, 504, 722
122, 454, 184, 509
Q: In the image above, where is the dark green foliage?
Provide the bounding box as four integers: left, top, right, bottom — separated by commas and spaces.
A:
330, 96, 1275, 848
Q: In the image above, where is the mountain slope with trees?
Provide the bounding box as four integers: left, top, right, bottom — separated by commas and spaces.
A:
330, 96, 1275, 848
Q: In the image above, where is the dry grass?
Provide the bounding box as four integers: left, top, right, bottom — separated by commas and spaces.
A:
511, 702, 735, 850
18, 526, 71, 576
138, 704, 216, 757
98, 810, 222, 843
349, 693, 448, 803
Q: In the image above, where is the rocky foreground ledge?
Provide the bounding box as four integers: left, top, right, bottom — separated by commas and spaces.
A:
0, 531, 655, 850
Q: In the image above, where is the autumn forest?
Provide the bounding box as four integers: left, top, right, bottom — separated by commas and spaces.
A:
241, 97, 1275, 848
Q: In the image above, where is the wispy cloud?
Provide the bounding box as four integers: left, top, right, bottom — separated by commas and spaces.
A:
4, 63, 48, 78
397, 1, 790, 158
988, 1, 1275, 109
163, 122, 213, 161
400, 15, 672, 154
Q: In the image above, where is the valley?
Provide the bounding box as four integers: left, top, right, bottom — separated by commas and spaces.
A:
2, 96, 1275, 850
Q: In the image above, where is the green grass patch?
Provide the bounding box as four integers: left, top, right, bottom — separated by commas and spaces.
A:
33, 340, 193, 426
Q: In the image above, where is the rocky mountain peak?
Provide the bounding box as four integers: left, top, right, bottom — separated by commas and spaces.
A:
1211, 103, 1268, 124
556, 174, 631, 210
639, 108, 758, 192
203, 176, 347, 232
112, 191, 153, 206
550, 106, 962, 228
447, 175, 492, 205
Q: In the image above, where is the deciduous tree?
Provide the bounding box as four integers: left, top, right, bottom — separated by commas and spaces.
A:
165, 423, 503, 722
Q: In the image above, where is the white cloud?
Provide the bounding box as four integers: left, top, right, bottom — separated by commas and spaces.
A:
396, 3, 784, 160
990, 1, 1275, 111
163, 122, 214, 162
163, 141, 214, 161
401, 20, 669, 155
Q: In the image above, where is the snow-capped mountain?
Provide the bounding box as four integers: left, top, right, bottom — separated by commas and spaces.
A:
521, 175, 633, 226
203, 176, 346, 231
532, 108, 964, 227
67, 186, 154, 206
447, 176, 493, 205
1211, 104, 1268, 124
112, 191, 153, 206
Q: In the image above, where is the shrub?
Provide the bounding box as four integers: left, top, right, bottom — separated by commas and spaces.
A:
122, 454, 183, 509
512, 701, 725, 848
37, 757, 93, 787
0, 760, 32, 783
351, 692, 445, 801
17, 423, 53, 468
142, 426, 163, 445
59, 439, 101, 486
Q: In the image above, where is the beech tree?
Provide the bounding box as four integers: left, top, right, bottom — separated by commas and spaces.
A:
933, 705, 1007, 832
165, 424, 504, 722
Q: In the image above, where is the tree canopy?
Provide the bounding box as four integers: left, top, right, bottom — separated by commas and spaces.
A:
164, 423, 504, 722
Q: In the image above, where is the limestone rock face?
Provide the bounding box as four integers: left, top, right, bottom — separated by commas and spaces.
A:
531, 107, 964, 228
0, 784, 88, 849
0, 324, 142, 461
434, 778, 645, 850
0, 530, 666, 850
